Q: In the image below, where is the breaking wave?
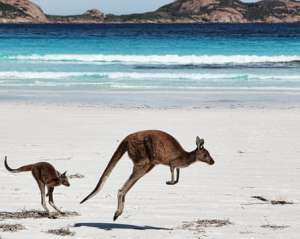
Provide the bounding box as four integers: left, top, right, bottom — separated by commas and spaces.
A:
6, 54, 300, 66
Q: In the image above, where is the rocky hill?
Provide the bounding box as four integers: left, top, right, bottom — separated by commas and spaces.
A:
107, 0, 300, 23
47, 9, 105, 23
0, 0, 105, 23
0, 0, 48, 23
0, 0, 299, 23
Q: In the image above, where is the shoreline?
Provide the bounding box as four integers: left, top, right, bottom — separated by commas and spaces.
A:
1, 89, 300, 110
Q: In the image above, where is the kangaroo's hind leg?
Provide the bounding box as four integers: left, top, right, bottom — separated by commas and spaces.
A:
47, 186, 65, 215
113, 164, 154, 221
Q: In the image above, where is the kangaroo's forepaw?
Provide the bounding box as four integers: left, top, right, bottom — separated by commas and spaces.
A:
166, 181, 176, 185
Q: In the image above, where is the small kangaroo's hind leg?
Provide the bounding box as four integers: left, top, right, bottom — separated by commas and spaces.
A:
47, 186, 65, 215
32, 172, 50, 215
166, 167, 180, 185
113, 164, 154, 221
37, 181, 50, 214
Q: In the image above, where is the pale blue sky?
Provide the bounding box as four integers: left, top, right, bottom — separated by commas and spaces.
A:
32, 0, 256, 15
32, 0, 172, 15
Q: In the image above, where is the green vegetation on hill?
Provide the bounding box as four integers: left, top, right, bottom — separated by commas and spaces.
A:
0, 2, 24, 17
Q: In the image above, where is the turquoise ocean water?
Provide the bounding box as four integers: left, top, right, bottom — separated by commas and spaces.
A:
0, 24, 300, 107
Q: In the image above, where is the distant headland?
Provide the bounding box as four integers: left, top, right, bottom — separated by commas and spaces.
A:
0, 0, 300, 24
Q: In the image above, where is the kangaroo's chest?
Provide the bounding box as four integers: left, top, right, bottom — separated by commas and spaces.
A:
39, 170, 60, 186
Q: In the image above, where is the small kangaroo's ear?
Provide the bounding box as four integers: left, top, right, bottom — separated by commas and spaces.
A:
62, 171, 67, 176
196, 136, 204, 149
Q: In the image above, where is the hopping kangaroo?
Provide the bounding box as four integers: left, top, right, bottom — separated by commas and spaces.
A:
4, 156, 70, 216
80, 130, 215, 221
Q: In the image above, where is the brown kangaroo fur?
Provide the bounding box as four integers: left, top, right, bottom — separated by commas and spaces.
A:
4, 156, 70, 216
80, 130, 215, 221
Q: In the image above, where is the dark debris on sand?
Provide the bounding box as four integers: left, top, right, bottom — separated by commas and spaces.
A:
69, 173, 85, 179
195, 219, 232, 227
0, 210, 79, 220
251, 196, 293, 205
46, 227, 75, 236
0, 223, 25, 232
180, 219, 232, 232
270, 200, 293, 205
252, 196, 268, 202
261, 224, 289, 230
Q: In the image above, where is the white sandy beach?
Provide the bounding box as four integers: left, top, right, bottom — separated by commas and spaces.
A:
0, 102, 300, 239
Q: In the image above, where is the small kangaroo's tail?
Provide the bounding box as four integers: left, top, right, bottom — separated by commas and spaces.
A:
4, 156, 33, 173
80, 139, 128, 204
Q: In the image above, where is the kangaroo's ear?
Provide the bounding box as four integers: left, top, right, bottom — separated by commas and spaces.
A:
196, 136, 204, 149
62, 171, 67, 176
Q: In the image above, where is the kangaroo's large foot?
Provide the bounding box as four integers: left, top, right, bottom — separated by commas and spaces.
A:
113, 211, 122, 221
49, 200, 65, 215
47, 212, 58, 219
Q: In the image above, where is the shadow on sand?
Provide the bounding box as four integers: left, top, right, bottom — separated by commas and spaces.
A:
74, 222, 171, 231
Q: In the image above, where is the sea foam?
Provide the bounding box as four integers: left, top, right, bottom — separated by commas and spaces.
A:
8, 54, 300, 65
0, 71, 299, 81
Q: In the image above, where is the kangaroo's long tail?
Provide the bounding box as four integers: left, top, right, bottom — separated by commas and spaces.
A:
4, 156, 33, 173
80, 139, 128, 204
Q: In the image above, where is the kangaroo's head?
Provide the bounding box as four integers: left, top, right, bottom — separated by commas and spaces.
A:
195, 136, 214, 165
60, 171, 70, 187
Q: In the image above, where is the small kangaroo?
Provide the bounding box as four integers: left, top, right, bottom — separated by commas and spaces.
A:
80, 130, 215, 221
4, 156, 70, 216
